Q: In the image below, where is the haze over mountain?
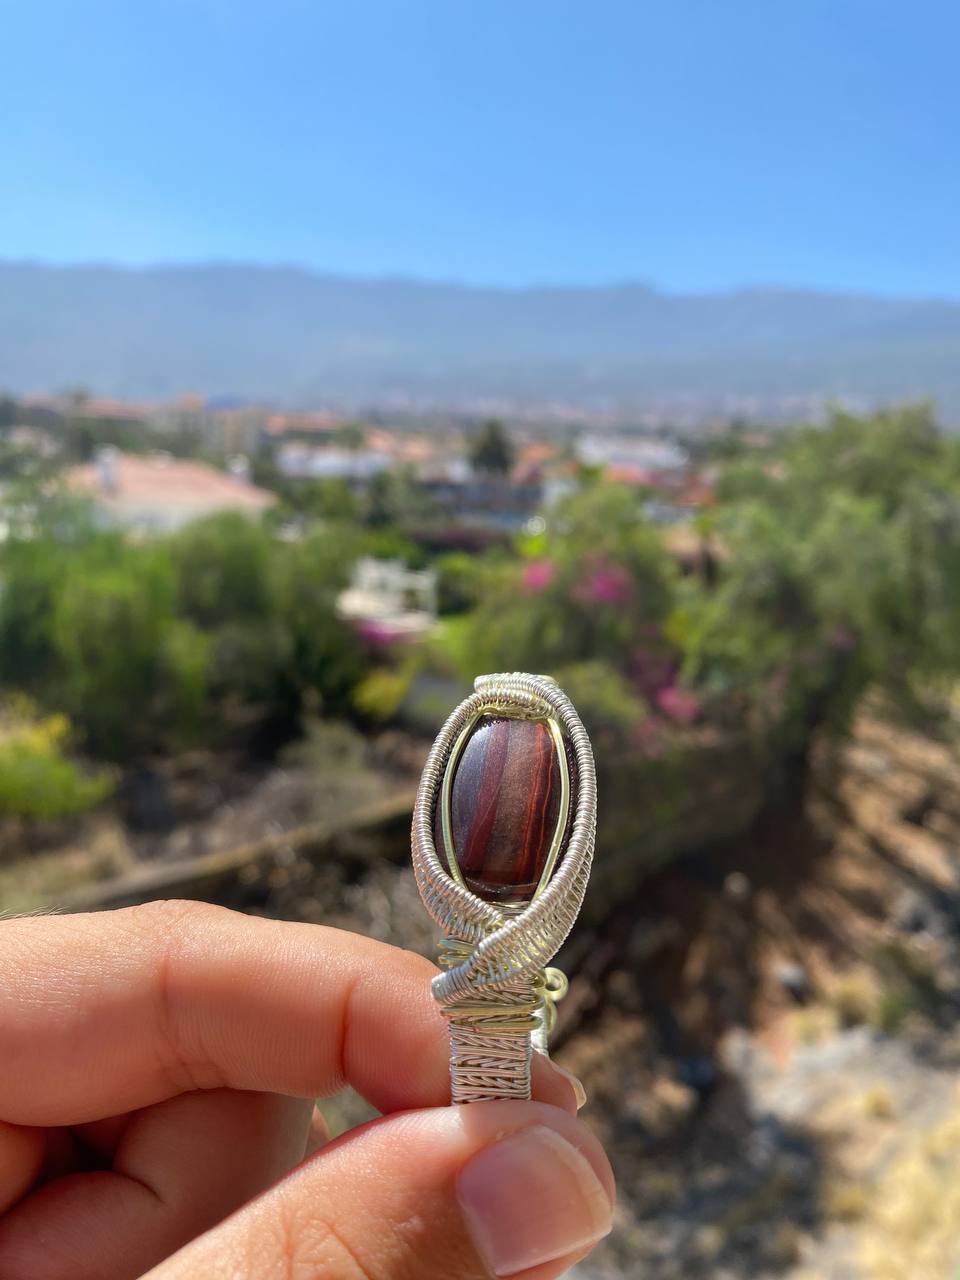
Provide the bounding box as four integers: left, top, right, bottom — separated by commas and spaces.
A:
3, 261, 960, 419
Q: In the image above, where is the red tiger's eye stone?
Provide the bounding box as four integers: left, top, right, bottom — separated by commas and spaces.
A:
435, 714, 573, 903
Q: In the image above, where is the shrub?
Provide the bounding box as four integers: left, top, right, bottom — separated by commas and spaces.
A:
353, 667, 414, 721
0, 705, 111, 819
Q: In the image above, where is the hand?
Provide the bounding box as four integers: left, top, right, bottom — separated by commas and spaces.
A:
0, 901, 614, 1279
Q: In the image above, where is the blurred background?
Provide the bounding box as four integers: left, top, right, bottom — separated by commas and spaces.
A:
4, 2, 960, 1276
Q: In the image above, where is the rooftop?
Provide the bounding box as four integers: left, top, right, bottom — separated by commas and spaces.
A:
68, 451, 276, 514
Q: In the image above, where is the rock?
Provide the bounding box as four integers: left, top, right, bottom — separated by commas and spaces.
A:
892, 890, 935, 935
774, 961, 811, 1004
724, 871, 752, 901
621, 1075, 698, 1145
676, 1054, 719, 1098
120, 768, 175, 835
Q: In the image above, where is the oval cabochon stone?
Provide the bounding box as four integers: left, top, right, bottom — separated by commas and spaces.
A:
435, 714, 575, 903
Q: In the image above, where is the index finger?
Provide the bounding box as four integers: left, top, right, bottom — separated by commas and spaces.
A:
0, 901, 575, 1126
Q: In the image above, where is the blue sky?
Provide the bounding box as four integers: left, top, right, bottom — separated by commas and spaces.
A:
2, 1, 958, 296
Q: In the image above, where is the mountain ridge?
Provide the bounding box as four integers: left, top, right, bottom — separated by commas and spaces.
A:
3, 261, 960, 417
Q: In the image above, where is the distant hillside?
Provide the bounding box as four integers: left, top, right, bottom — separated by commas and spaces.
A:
3, 262, 960, 417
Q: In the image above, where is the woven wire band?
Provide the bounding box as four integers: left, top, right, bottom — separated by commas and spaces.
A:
412, 672, 597, 1102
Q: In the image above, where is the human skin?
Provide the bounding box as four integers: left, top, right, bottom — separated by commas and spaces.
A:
0, 900, 615, 1279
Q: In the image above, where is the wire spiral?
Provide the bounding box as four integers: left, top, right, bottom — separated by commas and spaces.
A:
412, 672, 597, 1102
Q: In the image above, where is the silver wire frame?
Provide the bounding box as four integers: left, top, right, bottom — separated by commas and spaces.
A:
412, 672, 597, 1103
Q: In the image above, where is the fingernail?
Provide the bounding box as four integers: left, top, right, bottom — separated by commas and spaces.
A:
457, 1125, 613, 1276
548, 1060, 588, 1110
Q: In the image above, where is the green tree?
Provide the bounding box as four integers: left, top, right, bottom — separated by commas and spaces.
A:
0, 396, 18, 430
285, 478, 360, 523
0, 496, 113, 689
672, 404, 960, 737
195, 521, 369, 733
51, 550, 207, 758
331, 421, 366, 450
169, 512, 273, 628
463, 484, 676, 676
271, 530, 366, 717
469, 418, 515, 478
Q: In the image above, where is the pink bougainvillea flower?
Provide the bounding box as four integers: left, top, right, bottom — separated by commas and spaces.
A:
572, 556, 633, 607
655, 684, 702, 725
631, 647, 679, 698
354, 619, 407, 648
521, 559, 556, 593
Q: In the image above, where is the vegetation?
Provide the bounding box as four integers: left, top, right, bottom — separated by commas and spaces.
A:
0, 702, 111, 819
0, 505, 367, 761
447, 405, 960, 745
469, 417, 515, 477
2, 402, 960, 843
692, 407, 960, 724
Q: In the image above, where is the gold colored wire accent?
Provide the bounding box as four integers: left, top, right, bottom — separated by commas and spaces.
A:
532, 717, 571, 902
439, 934, 547, 1033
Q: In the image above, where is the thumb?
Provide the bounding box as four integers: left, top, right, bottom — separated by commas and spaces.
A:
144, 1101, 615, 1280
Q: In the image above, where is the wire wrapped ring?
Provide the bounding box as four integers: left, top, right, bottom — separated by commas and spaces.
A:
411, 672, 597, 1102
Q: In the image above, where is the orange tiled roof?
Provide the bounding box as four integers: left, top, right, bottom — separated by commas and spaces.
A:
607, 464, 658, 486
68, 453, 276, 511
265, 412, 341, 435
516, 442, 558, 466
76, 396, 152, 420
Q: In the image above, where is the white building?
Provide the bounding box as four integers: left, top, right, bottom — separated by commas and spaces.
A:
276, 443, 390, 481
337, 557, 437, 638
